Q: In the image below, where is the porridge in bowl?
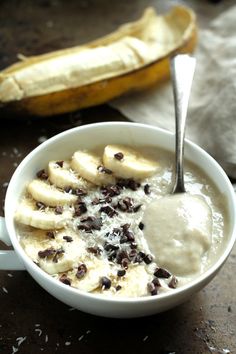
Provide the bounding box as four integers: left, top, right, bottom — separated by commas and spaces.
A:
14, 144, 228, 298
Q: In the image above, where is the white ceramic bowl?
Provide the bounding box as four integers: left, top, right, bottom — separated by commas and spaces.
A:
1, 122, 235, 318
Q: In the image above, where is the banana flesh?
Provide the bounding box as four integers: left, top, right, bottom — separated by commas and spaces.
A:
0, 6, 197, 116
48, 160, 88, 189
15, 199, 69, 230
27, 179, 78, 206
71, 151, 116, 186
103, 145, 159, 179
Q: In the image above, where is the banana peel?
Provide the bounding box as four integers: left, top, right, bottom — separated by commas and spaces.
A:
0, 6, 197, 117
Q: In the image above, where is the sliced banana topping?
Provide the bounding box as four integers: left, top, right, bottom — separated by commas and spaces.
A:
48, 160, 88, 189
15, 199, 68, 230
27, 179, 78, 207
71, 150, 116, 186
103, 144, 159, 179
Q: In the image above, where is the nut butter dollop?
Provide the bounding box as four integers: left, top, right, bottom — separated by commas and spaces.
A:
143, 194, 212, 276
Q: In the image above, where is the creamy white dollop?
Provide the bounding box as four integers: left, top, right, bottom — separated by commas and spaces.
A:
143, 194, 212, 276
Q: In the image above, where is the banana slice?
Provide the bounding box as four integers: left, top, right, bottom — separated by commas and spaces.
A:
48, 160, 88, 189
71, 151, 115, 186
103, 145, 158, 179
73, 258, 111, 292
15, 199, 68, 229
27, 179, 77, 206
39, 256, 73, 275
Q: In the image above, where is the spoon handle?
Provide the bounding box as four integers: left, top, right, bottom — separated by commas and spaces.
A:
171, 54, 196, 194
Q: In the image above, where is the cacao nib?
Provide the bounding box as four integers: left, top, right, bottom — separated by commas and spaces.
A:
36, 201, 46, 209
144, 184, 151, 195
56, 161, 64, 167
114, 152, 124, 160
36, 169, 48, 180
143, 254, 153, 265
100, 276, 111, 289
101, 185, 121, 197
100, 205, 117, 218
97, 165, 113, 174
74, 202, 87, 217
147, 282, 158, 296
38, 247, 55, 258
154, 267, 171, 279
87, 246, 102, 255
59, 274, 71, 286
63, 236, 73, 242
117, 269, 126, 277
52, 247, 64, 263
76, 263, 87, 279
73, 188, 87, 196
168, 276, 178, 289
139, 222, 144, 230
55, 206, 63, 214
46, 231, 55, 239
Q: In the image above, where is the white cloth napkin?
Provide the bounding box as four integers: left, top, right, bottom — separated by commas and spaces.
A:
111, 5, 236, 178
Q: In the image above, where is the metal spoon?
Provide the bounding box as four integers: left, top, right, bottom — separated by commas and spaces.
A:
171, 54, 196, 193
142, 54, 212, 276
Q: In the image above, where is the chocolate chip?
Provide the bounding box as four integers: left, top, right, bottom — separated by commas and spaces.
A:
56, 161, 64, 167
114, 152, 124, 160
139, 222, 144, 230
116, 285, 122, 291
63, 236, 73, 242
36, 201, 46, 209
117, 269, 126, 277
38, 247, 55, 258
87, 246, 102, 255
74, 202, 87, 216
168, 276, 178, 289
46, 231, 55, 239
76, 263, 87, 279
100, 276, 111, 289
144, 184, 151, 195
55, 206, 63, 214
143, 254, 153, 265
147, 282, 158, 296
154, 267, 171, 278
59, 274, 71, 286
97, 165, 113, 174
100, 205, 117, 218
130, 242, 138, 249
36, 169, 48, 180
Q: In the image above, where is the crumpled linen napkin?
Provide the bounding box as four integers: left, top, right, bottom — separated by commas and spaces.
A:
111, 5, 236, 178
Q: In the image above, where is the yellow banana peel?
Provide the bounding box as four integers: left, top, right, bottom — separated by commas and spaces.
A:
0, 6, 197, 117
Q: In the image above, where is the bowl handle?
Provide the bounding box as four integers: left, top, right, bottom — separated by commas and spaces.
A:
0, 217, 25, 270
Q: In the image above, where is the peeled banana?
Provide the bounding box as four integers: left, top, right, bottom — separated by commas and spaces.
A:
0, 6, 197, 116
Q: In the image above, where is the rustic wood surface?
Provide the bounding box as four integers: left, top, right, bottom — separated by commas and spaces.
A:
0, 1, 235, 353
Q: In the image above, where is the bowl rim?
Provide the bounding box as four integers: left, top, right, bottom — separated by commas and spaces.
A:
5, 121, 236, 304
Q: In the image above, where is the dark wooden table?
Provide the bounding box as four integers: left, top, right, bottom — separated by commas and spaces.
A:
0, 1, 235, 353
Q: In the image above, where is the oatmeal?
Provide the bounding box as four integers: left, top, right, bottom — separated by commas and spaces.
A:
14, 145, 228, 297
